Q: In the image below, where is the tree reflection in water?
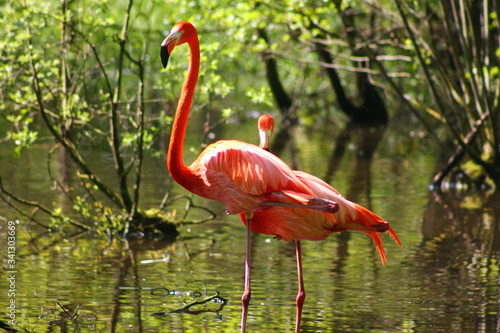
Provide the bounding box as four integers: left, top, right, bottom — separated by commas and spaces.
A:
418, 190, 500, 332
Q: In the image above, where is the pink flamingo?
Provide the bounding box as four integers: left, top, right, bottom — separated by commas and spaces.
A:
161, 22, 400, 332
254, 114, 401, 330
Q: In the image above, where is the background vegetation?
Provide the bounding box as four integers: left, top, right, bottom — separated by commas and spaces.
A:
1, 0, 498, 233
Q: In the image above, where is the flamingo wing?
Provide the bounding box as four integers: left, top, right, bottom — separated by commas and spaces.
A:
188, 140, 315, 213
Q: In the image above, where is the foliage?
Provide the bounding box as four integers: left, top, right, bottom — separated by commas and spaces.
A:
392, 0, 500, 188
1, 0, 499, 233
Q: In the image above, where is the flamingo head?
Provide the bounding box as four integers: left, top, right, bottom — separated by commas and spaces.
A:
161, 21, 197, 68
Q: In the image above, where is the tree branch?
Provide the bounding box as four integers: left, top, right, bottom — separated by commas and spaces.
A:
0, 177, 90, 230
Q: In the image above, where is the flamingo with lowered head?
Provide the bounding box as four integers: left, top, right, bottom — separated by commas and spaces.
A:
161, 22, 400, 332
255, 114, 401, 330
257, 114, 401, 257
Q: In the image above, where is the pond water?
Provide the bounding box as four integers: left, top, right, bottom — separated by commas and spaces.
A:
0, 116, 499, 332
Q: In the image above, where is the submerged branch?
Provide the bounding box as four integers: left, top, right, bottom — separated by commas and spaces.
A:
151, 291, 227, 317
169, 292, 227, 315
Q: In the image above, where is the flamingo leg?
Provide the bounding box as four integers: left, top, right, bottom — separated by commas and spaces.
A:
241, 215, 252, 333
295, 240, 305, 333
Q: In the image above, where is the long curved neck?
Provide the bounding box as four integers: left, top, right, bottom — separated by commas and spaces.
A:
167, 37, 200, 184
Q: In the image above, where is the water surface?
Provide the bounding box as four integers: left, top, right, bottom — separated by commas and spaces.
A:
0, 118, 499, 332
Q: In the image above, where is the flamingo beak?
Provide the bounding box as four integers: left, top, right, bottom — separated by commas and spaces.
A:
161, 29, 183, 68
161, 36, 177, 68
160, 43, 170, 68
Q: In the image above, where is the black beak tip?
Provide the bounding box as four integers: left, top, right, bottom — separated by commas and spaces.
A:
160, 45, 169, 68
